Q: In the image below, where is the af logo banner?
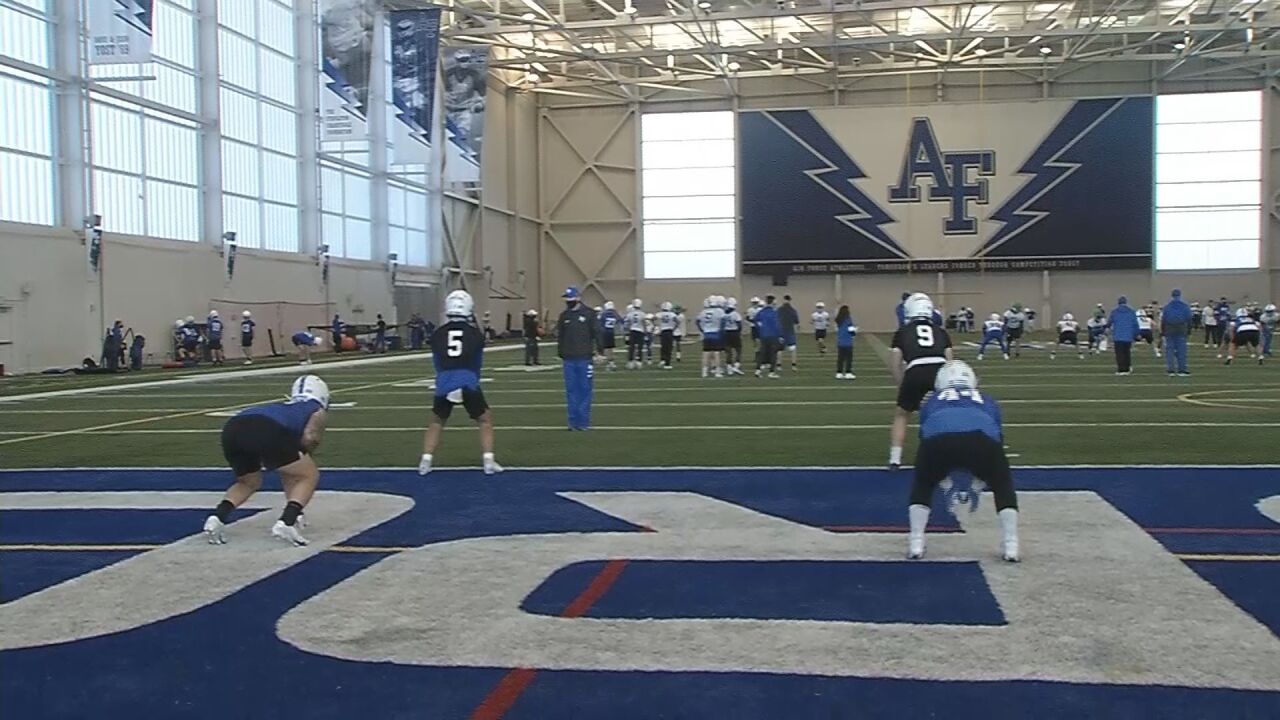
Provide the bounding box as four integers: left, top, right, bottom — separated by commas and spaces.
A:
739, 97, 1153, 274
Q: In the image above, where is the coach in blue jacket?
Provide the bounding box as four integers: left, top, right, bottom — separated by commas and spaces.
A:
1161, 289, 1192, 376
557, 286, 597, 430
1109, 296, 1139, 375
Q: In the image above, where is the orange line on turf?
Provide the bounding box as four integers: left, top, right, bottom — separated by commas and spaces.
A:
468, 559, 630, 720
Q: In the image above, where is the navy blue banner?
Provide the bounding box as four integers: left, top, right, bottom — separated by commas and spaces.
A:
390, 9, 441, 151
739, 98, 1154, 274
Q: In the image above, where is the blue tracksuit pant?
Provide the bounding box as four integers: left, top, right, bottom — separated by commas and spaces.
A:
1164, 334, 1188, 373
978, 332, 1006, 355
563, 357, 594, 429
1264, 327, 1273, 356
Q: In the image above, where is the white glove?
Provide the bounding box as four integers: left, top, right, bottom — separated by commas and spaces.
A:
418, 453, 433, 476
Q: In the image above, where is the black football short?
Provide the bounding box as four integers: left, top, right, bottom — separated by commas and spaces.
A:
209, 338, 223, 350
1236, 329, 1261, 347
1057, 331, 1078, 346
241, 335, 253, 348
433, 387, 489, 421
221, 415, 304, 477
1137, 330, 1154, 343
815, 329, 828, 340
702, 338, 724, 352
724, 330, 742, 350
601, 334, 616, 350
1006, 327, 1023, 341
897, 363, 943, 412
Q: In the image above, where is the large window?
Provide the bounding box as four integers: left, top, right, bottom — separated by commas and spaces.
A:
640, 111, 736, 279
1155, 91, 1262, 271
218, 0, 299, 252
321, 162, 373, 260
1, 3, 53, 225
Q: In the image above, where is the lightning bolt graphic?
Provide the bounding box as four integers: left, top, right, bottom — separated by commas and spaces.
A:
322, 58, 364, 117
765, 111, 905, 258
981, 98, 1124, 256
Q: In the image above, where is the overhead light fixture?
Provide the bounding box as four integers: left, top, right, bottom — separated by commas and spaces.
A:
1173, 40, 1186, 49
1029, 35, 1042, 44
727, 60, 741, 70
1039, 44, 1052, 55
622, 1, 637, 13
666, 53, 675, 67
698, 1, 712, 8
521, 12, 537, 20
974, 47, 988, 56
525, 72, 541, 83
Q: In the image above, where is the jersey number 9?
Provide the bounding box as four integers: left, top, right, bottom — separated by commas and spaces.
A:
916, 325, 935, 347
447, 329, 464, 357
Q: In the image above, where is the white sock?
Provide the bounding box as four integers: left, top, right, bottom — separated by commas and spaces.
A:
908, 504, 931, 540
889, 446, 903, 465
999, 508, 1019, 542
482, 452, 494, 463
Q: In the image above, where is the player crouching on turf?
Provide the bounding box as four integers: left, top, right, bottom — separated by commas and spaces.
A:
1003, 303, 1027, 358
908, 361, 1020, 562
1051, 312, 1083, 360
291, 330, 324, 364
976, 313, 1008, 361
888, 292, 953, 470
1225, 307, 1264, 366
418, 290, 503, 476
203, 375, 330, 546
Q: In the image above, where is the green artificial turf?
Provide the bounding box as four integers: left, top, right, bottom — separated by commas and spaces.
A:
1, 333, 1277, 469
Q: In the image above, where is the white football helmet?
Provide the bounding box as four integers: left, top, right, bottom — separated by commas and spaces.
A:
815, 301, 825, 309
645, 313, 655, 321
1062, 312, 1074, 321
174, 319, 183, 328
445, 289, 475, 318
703, 297, 713, 308
1266, 303, 1277, 313
1136, 309, 1147, 318
604, 301, 615, 311
594, 306, 602, 313
934, 360, 978, 392
632, 298, 643, 308
185, 315, 195, 324
1237, 307, 1249, 319
290, 374, 330, 409
989, 313, 1001, 322
242, 310, 252, 318
312, 336, 325, 347
526, 309, 538, 317
903, 293, 934, 320
208, 310, 219, 318
726, 297, 737, 309
661, 301, 673, 312
750, 296, 762, 306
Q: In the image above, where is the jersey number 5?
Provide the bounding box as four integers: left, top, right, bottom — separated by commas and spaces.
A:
447, 329, 464, 357
916, 324, 935, 347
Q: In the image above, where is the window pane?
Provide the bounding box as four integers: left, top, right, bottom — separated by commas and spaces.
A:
219, 87, 259, 143
1156, 121, 1260, 154
406, 189, 427, 228
218, 0, 256, 38
92, 102, 143, 173
641, 139, 734, 169
93, 170, 144, 234
145, 118, 198, 184
1155, 150, 1260, 183
1156, 208, 1259, 243
260, 103, 297, 154
641, 111, 733, 141
643, 221, 735, 252
259, 1, 295, 56
153, 3, 195, 68
643, 167, 734, 198
0, 6, 49, 68
322, 212, 345, 257
343, 218, 372, 259
260, 50, 296, 105
643, 195, 735, 220
0, 151, 53, 225
146, 181, 199, 241
261, 151, 297, 204
263, 202, 299, 252
1157, 240, 1259, 271
1156, 181, 1260, 209
0, 74, 51, 155
321, 166, 344, 213
643, 250, 735, 279
406, 229, 427, 266
221, 139, 260, 196
223, 194, 260, 248
344, 173, 371, 218
218, 30, 258, 90
1157, 91, 1261, 125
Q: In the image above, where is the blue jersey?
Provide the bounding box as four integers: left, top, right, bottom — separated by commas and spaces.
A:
332, 318, 343, 336
292, 331, 318, 346
919, 388, 1003, 443
241, 319, 255, 338
754, 306, 780, 339
237, 398, 322, 439
208, 317, 223, 339
836, 319, 856, 348
180, 326, 199, 345
600, 310, 620, 335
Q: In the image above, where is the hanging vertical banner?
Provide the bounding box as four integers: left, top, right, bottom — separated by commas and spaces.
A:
319, 0, 375, 141
87, 227, 103, 274
87, 0, 155, 65
442, 46, 489, 182
389, 9, 441, 165
226, 243, 237, 281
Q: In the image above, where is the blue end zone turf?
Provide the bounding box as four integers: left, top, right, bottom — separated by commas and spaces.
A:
523, 560, 1006, 624
0, 467, 1277, 719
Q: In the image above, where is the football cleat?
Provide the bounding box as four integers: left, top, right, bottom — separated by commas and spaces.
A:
907, 537, 925, 560
418, 453, 433, 476
1002, 538, 1021, 563
976, 354, 984, 361
203, 516, 226, 545
271, 520, 308, 546
484, 458, 505, 475
767, 372, 780, 379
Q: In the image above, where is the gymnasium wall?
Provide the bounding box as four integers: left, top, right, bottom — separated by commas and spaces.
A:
533, 63, 1280, 332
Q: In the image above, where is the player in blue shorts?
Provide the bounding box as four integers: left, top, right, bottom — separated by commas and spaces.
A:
976, 313, 1008, 361
909, 360, 1020, 562
203, 375, 330, 546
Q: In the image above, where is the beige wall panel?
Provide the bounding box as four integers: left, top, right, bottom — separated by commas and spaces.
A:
482, 87, 511, 211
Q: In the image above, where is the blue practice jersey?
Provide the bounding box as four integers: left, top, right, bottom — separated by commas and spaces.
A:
836, 319, 856, 348
241, 319, 255, 338
208, 317, 223, 339
982, 319, 1005, 340
292, 331, 318, 346
237, 398, 322, 439
919, 388, 1003, 443
180, 326, 199, 345
600, 310, 621, 335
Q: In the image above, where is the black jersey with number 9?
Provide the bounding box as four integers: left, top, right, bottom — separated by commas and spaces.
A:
891, 320, 952, 363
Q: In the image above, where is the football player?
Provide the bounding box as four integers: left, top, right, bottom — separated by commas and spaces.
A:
888, 292, 953, 470
1261, 303, 1277, 357
812, 302, 831, 354
976, 313, 1008, 361
656, 301, 678, 369
673, 305, 686, 362
418, 289, 503, 476
746, 297, 762, 350
291, 330, 324, 365
203, 375, 330, 546
643, 312, 656, 365
1087, 308, 1108, 355
1003, 303, 1027, 358
1135, 309, 1161, 358
723, 297, 744, 375
624, 299, 646, 369
598, 301, 621, 370
698, 296, 726, 378
240, 310, 256, 365
908, 360, 1019, 562
1225, 307, 1263, 365
207, 310, 225, 365
1051, 312, 1083, 360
